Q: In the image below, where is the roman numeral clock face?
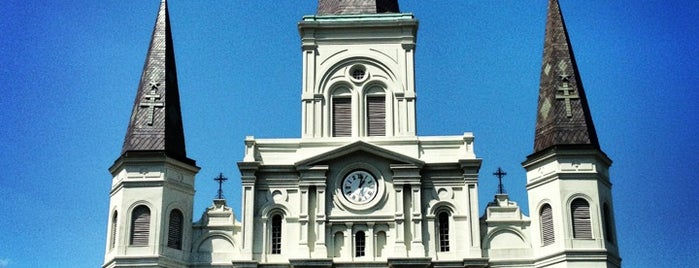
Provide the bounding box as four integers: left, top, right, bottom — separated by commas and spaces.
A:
342, 170, 378, 204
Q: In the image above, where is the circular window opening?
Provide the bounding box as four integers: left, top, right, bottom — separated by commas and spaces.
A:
350, 65, 367, 81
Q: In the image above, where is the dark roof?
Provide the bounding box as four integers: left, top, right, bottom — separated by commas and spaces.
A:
121, 0, 192, 164
317, 0, 399, 15
531, 0, 600, 155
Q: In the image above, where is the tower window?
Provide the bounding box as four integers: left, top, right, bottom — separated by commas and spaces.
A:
110, 211, 118, 250
271, 214, 282, 254
355, 231, 366, 257
540, 204, 555, 246
130, 205, 150, 246
571, 198, 592, 239
167, 209, 184, 250
332, 97, 352, 137
438, 212, 450, 252
366, 95, 386, 136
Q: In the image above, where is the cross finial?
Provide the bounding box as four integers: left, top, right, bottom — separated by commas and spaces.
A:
214, 172, 228, 199
493, 167, 507, 194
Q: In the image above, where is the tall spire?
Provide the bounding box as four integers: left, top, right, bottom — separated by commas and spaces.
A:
317, 0, 399, 15
532, 0, 599, 154
121, 0, 191, 164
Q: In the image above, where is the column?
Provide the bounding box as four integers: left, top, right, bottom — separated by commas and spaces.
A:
409, 184, 425, 257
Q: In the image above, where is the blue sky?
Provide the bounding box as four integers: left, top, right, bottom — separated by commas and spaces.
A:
0, 1, 697, 267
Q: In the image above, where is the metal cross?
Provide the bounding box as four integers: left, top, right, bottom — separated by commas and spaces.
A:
214, 172, 228, 199
139, 83, 164, 125
555, 75, 579, 118
493, 167, 507, 194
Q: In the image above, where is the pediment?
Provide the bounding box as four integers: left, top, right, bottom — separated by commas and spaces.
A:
295, 140, 424, 168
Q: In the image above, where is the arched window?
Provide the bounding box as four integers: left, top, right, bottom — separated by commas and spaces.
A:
110, 211, 118, 250
355, 231, 366, 257
271, 214, 282, 254
571, 198, 592, 239
130, 205, 150, 246
603, 203, 614, 243
540, 204, 555, 246
365, 86, 385, 136
167, 209, 184, 249
332, 87, 352, 137
438, 211, 450, 252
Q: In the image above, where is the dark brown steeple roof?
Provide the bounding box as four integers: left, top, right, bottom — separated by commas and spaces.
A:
531, 0, 600, 154
121, 0, 192, 164
317, 0, 399, 15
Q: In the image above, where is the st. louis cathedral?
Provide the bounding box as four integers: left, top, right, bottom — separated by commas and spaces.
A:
103, 1, 621, 267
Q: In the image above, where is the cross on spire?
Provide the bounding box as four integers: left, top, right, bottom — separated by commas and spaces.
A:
214, 172, 228, 199
493, 167, 507, 194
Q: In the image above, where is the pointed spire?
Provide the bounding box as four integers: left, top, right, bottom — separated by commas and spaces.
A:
121, 0, 192, 164
317, 0, 399, 15
532, 0, 599, 154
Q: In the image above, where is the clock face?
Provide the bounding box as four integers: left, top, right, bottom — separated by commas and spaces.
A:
342, 170, 378, 204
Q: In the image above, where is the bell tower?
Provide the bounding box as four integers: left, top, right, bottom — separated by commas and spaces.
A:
298, 0, 418, 139
522, 0, 620, 267
103, 1, 199, 267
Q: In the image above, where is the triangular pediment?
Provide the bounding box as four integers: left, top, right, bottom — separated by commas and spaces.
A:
295, 141, 424, 167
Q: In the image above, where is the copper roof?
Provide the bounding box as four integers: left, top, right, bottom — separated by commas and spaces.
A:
121, 0, 192, 164
531, 0, 600, 155
317, 0, 399, 15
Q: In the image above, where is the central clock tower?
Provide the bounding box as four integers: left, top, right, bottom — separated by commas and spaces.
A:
234, 2, 484, 267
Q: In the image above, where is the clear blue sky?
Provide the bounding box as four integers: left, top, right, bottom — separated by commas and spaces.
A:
0, 1, 697, 267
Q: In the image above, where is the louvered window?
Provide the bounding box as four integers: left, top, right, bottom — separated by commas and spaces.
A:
130, 206, 150, 246
167, 209, 183, 250
540, 204, 555, 246
366, 96, 385, 136
271, 215, 282, 254
332, 97, 351, 137
110, 211, 118, 250
603, 203, 614, 243
355, 231, 366, 257
571, 199, 592, 239
438, 212, 450, 252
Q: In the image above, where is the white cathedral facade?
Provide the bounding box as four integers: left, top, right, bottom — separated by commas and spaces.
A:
103, 1, 621, 267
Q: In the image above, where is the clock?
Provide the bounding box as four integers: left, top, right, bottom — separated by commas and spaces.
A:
342, 170, 378, 204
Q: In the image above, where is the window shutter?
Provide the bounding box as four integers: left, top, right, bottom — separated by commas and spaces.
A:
540, 204, 555, 246
110, 212, 118, 249
366, 96, 385, 136
130, 206, 150, 246
167, 210, 183, 249
571, 199, 592, 239
333, 98, 351, 137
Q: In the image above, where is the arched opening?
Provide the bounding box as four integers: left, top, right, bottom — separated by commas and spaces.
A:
571, 198, 592, 239
331, 87, 352, 137
167, 209, 184, 249
130, 205, 150, 246
540, 204, 555, 246
110, 211, 118, 250
438, 211, 450, 252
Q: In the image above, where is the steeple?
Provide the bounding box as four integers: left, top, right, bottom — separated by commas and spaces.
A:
317, 0, 399, 15
531, 0, 599, 155
121, 0, 192, 164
